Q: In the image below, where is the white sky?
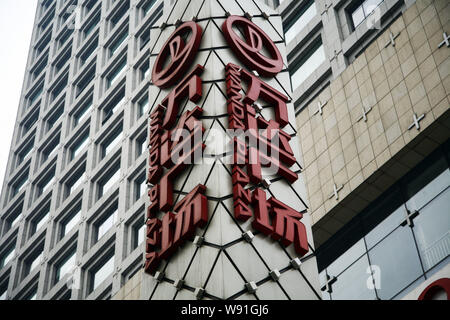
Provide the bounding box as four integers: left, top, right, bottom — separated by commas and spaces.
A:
0, 0, 38, 194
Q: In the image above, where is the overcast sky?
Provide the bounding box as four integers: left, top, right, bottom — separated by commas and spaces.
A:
0, 0, 38, 195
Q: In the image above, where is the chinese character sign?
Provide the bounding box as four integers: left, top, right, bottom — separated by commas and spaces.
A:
144, 14, 310, 276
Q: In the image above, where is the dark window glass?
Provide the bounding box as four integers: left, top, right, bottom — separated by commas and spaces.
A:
412, 187, 450, 271
368, 226, 423, 300
330, 255, 376, 300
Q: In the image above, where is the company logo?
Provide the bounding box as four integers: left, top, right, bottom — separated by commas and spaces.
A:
418, 278, 450, 300
222, 15, 283, 77
151, 21, 203, 88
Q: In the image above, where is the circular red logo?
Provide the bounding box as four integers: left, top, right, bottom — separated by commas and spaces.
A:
152, 21, 202, 88
418, 278, 450, 300
222, 16, 283, 77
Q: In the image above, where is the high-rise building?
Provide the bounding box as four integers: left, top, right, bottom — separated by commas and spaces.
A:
0, 0, 448, 300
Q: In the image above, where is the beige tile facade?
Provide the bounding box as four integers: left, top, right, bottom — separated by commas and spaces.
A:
112, 271, 142, 300
296, 0, 450, 246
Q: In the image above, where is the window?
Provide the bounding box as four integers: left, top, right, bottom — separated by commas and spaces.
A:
80, 36, 98, 67
27, 248, 44, 276
140, 61, 150, 81
102, 126, 123, 158
68, 171, 87, 195
74, 98, 93, 127
38, 7, 55, 34
412, 188, 450, 271
369, 226, 423, 299
99, 166, 120, 198
91, 255, 114, 292
50, 74, 68, 102
110, 1, 129, 29
18, 141, 34, 165
5, 202, 24, 232
84, 0, 98, 13
140, 28, 150, 50
40, 0, 53, 14
324, 254, 376, 300
34, 30, 51, 60
33, 205, 50, 234
28, 85, 43, 107
53, 45, 72, 76
83, 11, 100, 39
364, 203, 406, 249
42, 136, 60, 163
26, 289, 37, 300
1, 246, 15, 268
133, 223, 145, 250
107, 59, 126, 88
138, 96, 149, 118
9, 211, 22, 229
41, 177, 55, 194
135, 175, 146, 201
290, 40, 326, 90
109, 30, 128, 57
142, 0, 156, 16
136, 135, 147, 158
61, 206, 82, 237
95, 206, 118, 242
55, 251, 76, 283
349, 0, 383, 29
56, 27, 73, 51
103, 90, 125, 124
284, 0, 317, 44
71, 133, 89, 160
39, 170, 56, 195
31, 54, 48, 82
0, 284, 6, 300
13, 174, 29, 197
76, 64, 96, 98
21, 111, 39, 138
46, 102, 64, 131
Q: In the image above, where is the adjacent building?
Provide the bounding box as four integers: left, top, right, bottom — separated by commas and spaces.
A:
0, 0, 448, 300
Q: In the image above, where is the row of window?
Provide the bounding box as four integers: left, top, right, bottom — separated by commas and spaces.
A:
33, 0, 157, 70
3, 142, 148, 238
15, 9, 155, 201
283, 1, 326, 92
0, 194, 146, 299
284, 0, 386, 96
11, 56, 150, 201
27, 0, 158, 113
9, 136, 145, 203
0, 0, 158, 301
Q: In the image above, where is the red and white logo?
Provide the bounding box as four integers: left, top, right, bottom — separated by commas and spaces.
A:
152, 21, 202, 88
222, 15, 283, 77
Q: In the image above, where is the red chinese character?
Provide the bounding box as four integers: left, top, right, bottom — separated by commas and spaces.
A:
245, 106, 298, 184
159, 64, 204, 129
252, 188, 309, 256
240, 69, 289, 128
144, 185, 208, 275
